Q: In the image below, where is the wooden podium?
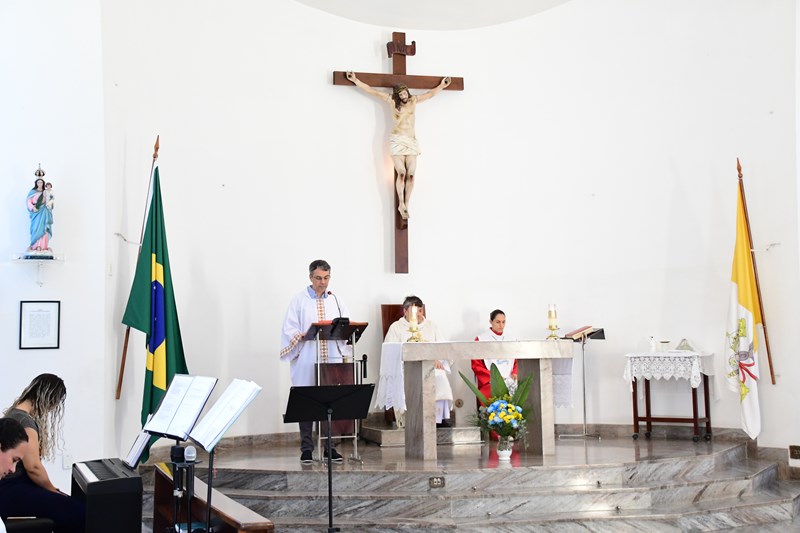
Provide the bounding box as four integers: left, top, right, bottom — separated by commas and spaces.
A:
153, 463, 273, 532
304, 319, 369, 461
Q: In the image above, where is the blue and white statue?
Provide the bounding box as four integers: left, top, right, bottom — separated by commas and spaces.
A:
26, 165, 54, 252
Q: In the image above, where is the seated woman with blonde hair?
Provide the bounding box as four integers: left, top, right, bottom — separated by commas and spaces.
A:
0, 374, 85, 533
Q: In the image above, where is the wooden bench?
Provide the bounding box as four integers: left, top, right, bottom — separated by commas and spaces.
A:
3, 518, 54, 533
153, 463, 273, 532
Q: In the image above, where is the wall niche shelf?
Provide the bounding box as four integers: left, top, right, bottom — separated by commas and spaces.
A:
12, 253, 65, 287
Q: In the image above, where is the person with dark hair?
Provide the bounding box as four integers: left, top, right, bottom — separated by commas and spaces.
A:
345, 71, 451, 221
384, 296, 454, 428
280, 260, 352, 464
0, 418, 29, 533
0, 418, 28, 478
472, 309, 519, 405
0, 374, 85, 533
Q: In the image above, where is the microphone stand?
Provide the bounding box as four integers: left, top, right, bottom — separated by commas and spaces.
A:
185, 461, 195, 533
205, 448, 215, 533
325, 407, 339, 533
171, 441, 183, 533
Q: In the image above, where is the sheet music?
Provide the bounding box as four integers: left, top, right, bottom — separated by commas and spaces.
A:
123, 429, 151, 468
190, 379, 261, 452
144, 375, 218, 440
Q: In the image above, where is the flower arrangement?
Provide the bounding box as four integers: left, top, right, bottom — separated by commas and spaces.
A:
459, 363, 532, 442
484, 399, 526, 439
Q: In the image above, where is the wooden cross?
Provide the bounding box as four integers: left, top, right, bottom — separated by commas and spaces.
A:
334, 32, 464, 273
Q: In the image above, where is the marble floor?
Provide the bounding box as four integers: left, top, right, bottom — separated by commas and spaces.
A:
141, 434, 800, 532
203, 435, 740, 472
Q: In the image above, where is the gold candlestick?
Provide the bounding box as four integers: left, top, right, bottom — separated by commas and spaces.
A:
547, 304, 559, 340
407, 323, 423, 343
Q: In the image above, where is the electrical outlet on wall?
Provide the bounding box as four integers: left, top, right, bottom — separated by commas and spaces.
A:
788, 445, 800, 468
62, 452, 74, 470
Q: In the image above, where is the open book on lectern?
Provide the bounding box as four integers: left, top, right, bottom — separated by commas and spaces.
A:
143, 374, 218, 441
188, 379, 262, 452
562, 326, 605, 341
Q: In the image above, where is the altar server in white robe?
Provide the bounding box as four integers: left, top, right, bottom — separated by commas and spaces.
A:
384, 295, 454, 427
280, 259, 352, 463
472, 309, 518, 403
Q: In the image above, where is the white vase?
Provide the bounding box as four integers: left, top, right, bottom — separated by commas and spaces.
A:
497, 436, 513, 462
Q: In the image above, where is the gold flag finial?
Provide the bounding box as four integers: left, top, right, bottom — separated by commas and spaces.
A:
153, 135, 160, 160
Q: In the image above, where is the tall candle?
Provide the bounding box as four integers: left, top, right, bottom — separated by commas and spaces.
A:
548, 304, 557, 328
410, 305, 418, 327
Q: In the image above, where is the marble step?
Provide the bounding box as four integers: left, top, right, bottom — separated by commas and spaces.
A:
200, 442, 747, 494
360, 424, 482, 447
218, 461, 779, 519
264, 481, 800, 532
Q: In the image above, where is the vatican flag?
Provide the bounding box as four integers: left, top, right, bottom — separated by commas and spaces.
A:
724, 184, 762, 440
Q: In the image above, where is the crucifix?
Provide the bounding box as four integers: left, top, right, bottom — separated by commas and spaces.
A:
334, 32, 464, 273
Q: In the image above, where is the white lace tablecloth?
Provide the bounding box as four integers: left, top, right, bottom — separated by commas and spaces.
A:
375, 343, 406, 411
623, 351, 711, 390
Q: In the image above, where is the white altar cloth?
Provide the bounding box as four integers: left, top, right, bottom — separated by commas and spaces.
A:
623, 350, 712, 390
375, 343, 407, 411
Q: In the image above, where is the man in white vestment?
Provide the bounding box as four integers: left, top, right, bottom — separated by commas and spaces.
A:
384, 295, 454, 428
280, 259, 352, 463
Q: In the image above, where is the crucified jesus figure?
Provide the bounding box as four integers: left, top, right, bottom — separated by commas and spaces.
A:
346, 71, 451, 220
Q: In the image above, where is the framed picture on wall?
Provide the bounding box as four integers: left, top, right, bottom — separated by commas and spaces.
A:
19, 300, 61, 349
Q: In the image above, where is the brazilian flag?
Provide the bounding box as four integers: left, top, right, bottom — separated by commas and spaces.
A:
122, 165, 188, 459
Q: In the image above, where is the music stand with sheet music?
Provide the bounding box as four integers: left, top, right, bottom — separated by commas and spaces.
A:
143, 375, 218, 533
284, 384, 375, 533
188, 379, 262, 533
143, 376, 261, 533
559, 328, 605, 440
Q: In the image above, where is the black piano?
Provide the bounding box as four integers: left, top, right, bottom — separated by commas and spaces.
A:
71, 458, 142, 533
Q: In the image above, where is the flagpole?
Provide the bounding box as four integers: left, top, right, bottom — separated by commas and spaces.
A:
116, 136, 160, 400
737, 158, 775, 385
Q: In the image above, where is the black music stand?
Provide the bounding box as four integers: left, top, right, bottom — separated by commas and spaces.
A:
284, 384, 374, 533
559, 328, 605, 439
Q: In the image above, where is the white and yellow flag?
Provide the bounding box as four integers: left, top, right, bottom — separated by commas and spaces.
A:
724, 183, 763, 440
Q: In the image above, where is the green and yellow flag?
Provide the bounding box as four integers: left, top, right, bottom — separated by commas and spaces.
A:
122, 164, 188, 457
724, 182, 762, 439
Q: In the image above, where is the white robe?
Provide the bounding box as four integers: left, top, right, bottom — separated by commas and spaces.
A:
280, 289, 352, 387
476, 329, 516, 380
384, 317, 453, 415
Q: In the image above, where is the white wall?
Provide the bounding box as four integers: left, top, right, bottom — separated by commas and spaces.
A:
1, 0, 798, 482
0, 0, 106, 490
100, 0, 798, 449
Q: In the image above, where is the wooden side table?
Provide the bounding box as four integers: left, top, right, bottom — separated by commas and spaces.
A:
624, 351, 712, 442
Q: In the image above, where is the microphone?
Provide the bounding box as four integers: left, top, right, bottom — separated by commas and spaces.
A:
184, 445, 197, 463
170, 445, 186, 463
170, 445, 185, 496
184, 445, 197, 501
327, 291, 351, 359
327, 291, 343, 318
